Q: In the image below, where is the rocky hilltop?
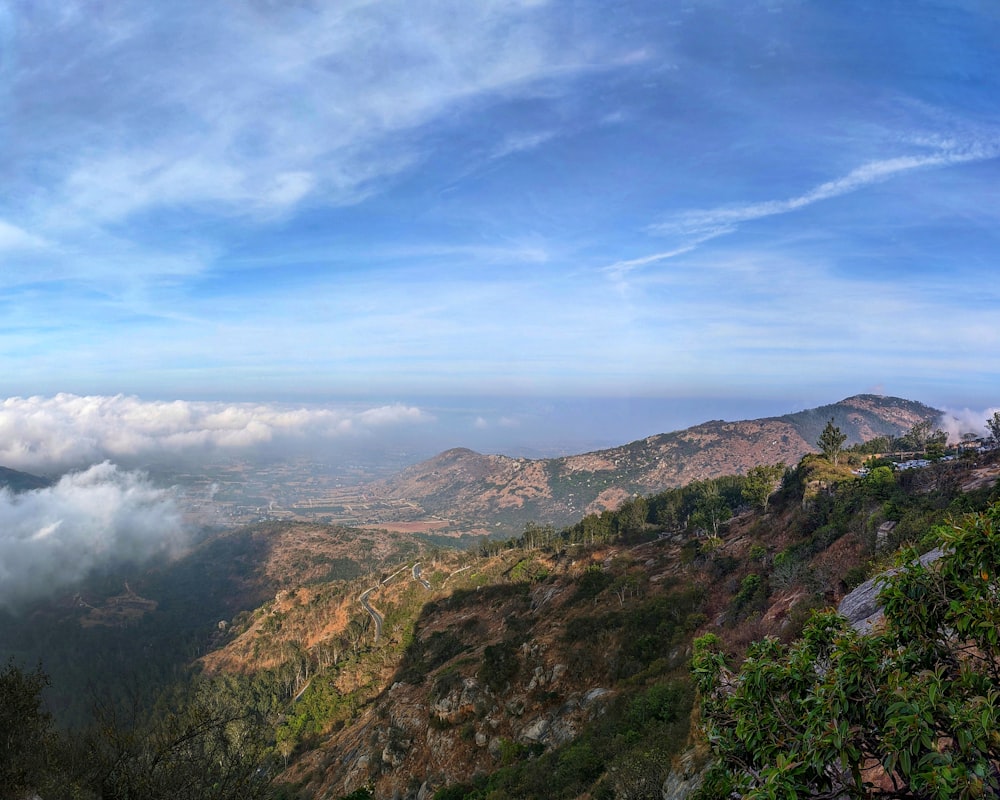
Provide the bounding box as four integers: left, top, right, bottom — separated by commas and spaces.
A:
0, 465, 50, 492
370, 395, 939, 532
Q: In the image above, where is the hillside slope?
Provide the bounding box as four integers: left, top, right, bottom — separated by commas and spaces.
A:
5, 429, 998, 800
242, 445, 1000, 799
0, 465, 50, 492
370, 394, 939, 533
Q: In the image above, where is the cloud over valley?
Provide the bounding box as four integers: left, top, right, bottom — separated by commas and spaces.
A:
0, 394, 432, 474
0, 463, 184, 608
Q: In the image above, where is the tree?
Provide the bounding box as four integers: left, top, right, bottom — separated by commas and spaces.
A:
520, 522, 555, 550
926, 439, 947, 461
615, 495, 649, 538
0, 660, 56, 800
692, 505, 1000, 800
816, 418, 848, 465
87, 678, 274, 800
742, 463, 785, 512
987, 411, 1000, 443
690, 484, 731, 538
900, 421, 948, 452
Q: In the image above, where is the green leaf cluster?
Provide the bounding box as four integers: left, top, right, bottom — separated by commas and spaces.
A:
692, 505, 1000, 799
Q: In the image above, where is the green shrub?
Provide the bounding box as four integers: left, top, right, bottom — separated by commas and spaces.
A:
480, 640, 520, 693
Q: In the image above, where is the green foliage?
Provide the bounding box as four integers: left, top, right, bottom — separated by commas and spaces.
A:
896, 420, 948, 455
564, 588, 705, 679
434, 784, 474, 800
621, 681, 687, 730
693, 505, 1000, 799
614, 495, 649, 539
690, 483, 732, 537
480, 640, 521, 693
276, 670, 359, 750
863, 464, 895, 499
399, 629, 469, 685
847, 434, 895, 455
987, 411, 1000, 443
840, 564, 868, 591
572, 564, 613, 603
0, 660, 59, 800
333, 789, 374, 800
816, 418, 848, 464
87, 675, 276, 800
742, 463, 785, 512
925, 442, 946, 460
728, 572, 768, 622
509, 558, 548, 583
435, 674, 694, 800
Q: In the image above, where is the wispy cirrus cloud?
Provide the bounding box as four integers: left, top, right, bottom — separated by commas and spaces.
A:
6, 0, 607, 232
490, 130, 558, 160
600, 135, 1000, 295
0, 220, 49, 252
601, 232, 723, 287
652, 143, 1000, 240
0, 0, 635, 322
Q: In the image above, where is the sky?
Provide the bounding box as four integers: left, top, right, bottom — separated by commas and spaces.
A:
3, 0, 1000, 604
2, 0, 1000, 452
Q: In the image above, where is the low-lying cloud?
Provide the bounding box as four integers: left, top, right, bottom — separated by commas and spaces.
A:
0, 394, 432, 474
0, 463, 184, 608
938, 407, 1000, 444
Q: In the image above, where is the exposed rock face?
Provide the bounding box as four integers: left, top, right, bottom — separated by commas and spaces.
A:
291, 562, 634, 800
662, 762, 705, 800
838, 548, 944, 633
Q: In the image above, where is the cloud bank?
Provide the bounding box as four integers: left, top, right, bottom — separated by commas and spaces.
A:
937, 407, 1000, 444
0, 463, 184, 608
0, 394, 432, 473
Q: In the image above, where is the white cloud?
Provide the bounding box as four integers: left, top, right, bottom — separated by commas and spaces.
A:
7, 0, 601, 230
491, 130, 557, 160
0, 394, 432, 473
601, 236, 718, 290
0, 220, 48, 251
937, 407, 1000, 444
652, 143, 1000, 240
0, 463, 184, 608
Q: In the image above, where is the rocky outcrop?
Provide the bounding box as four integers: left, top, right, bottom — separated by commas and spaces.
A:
838, 547, 944, 633
315, 633, 617, 800
662, 763, 705, 800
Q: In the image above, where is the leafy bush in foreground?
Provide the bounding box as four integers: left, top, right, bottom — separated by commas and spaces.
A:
692, 505, 1000, 800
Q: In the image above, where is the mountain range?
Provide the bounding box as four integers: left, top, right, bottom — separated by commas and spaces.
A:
369, 394, 939, 533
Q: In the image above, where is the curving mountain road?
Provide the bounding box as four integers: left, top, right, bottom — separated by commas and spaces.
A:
359, 586, 383, 643
412, 562, 431, 590
357, 562, 435, 645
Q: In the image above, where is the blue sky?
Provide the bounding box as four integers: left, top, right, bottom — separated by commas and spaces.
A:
2, 0, 1000, 448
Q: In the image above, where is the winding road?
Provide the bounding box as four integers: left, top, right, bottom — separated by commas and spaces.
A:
357, 561, 437, 644
412, 562, 431, 590
359, 586, 383, 643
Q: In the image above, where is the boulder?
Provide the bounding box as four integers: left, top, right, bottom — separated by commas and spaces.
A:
838, 547, 944, 633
